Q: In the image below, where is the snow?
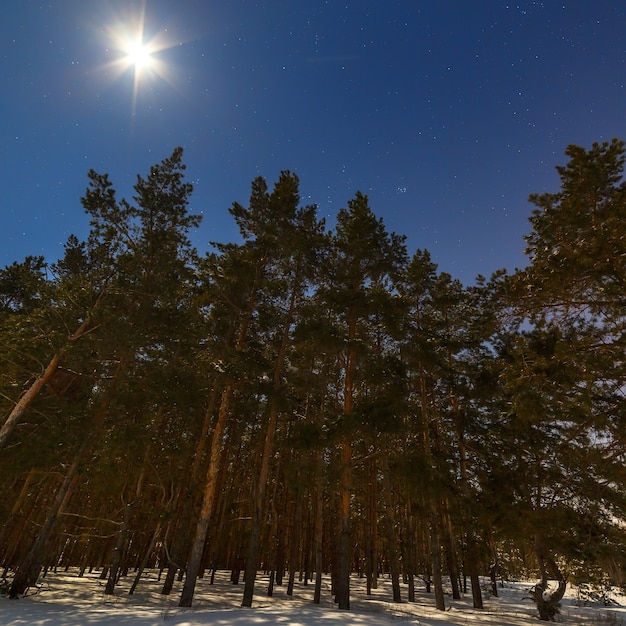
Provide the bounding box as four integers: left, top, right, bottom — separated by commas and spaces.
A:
1, 569, 625, 625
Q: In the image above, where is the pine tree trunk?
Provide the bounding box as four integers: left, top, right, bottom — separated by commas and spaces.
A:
534, 535, 567, 621
178, 385, 233, 607
381, 454, 401, 603
180, 246, 267, 607
161, 389, 220, 595
161, 562, 178, 595
459, 488, 484, 609
487, 526, 500, 597
402, 497, 416, 603
275, 515, 286, 588
442, 506, 461, 600
0, 469, 38, 566
312, 442, 324, 605
418, 372, 444, 611
365, 457, 378, 595
241, 273, 299, 607
241, 508, 262, 606
286, 493, 302, 596
449, 359, 482, 609
335, 309, 357, 611
0, 316, 92, 451
9, 456, 78, 597
104, 501, 132, 594
365, 502, 373, 596
241, 400, 279, 607
335, 440, 352, 610
0, 353, 62, 451
534, 577, 567, 622
105, 464, 145, 595
430, 510, 446, 611
468, 544, 484, 609
129, 523, 161, 594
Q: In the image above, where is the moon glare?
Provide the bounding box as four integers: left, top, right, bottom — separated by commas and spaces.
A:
124, 40, 153, 72
100, 6, 183, 114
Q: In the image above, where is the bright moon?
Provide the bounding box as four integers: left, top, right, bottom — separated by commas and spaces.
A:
124, 40, 153, 72
100, 6, 184, 115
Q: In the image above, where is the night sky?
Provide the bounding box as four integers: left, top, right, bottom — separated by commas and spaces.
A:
2, 1, 625, 283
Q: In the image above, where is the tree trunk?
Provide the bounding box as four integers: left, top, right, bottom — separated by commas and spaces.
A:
468, 549, 484, 609
105, 463, 146, 595
487, 526, 500, 597
241, 398, 280, 607
449, 366, 482, 610
335, 308, 357, 611
402, 496, 416, 603
129, 523, 161, 594
418, 371, 444, 611
442, 507, 461, 600
430, 509, 446, 611
335, 440, 352, 610
180, 245, 267, 608
534, 535, 567, 621
9, 456, 78, 597
381, 454, 401, 603
241, 270, 301, 607
365, 457, 378, 595
286, 493, 303, 596
0, 353, 62, 451
312, 439, 324, 605
0, 469, 38, 566
104, 500, 131, 595
534, 580, 567, 622
161, 389, 220, 595
178, 385, 233, 607
161, 562, 178, 596
0, 316, 92, 451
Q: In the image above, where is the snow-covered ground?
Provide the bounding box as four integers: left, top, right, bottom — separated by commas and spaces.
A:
1, 569, 625, 625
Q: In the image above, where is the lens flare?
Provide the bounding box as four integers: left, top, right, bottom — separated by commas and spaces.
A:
99, 2, 181, 116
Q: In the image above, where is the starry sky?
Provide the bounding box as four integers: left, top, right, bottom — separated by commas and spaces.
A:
2, 1, 625, 283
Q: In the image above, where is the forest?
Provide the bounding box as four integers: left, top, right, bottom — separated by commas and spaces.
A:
0, 138, 625, 622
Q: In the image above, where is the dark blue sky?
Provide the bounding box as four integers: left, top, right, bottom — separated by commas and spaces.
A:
2, 1, 625, 282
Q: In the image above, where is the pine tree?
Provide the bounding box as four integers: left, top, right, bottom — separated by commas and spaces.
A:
240, 172, 326, 607
319, 192, 406, 610
493, 139, 626, 619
